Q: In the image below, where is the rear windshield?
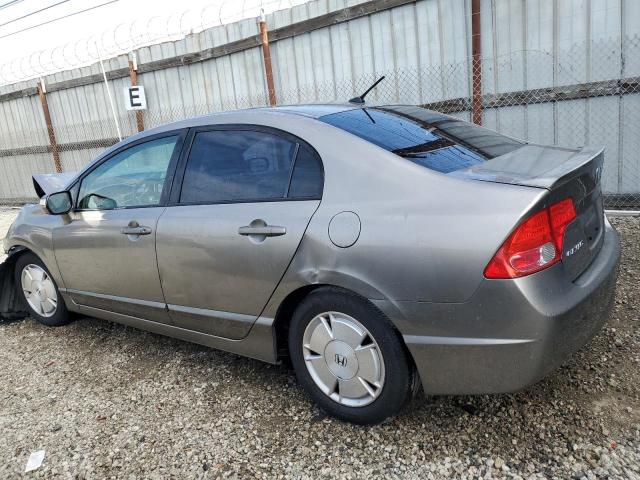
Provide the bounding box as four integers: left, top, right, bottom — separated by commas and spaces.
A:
319, 105, 525, 173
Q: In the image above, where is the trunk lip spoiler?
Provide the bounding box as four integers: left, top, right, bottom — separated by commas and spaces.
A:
448, 145, 604, 190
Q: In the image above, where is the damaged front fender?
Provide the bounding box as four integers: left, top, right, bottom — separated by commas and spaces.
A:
0, 253, 28, 322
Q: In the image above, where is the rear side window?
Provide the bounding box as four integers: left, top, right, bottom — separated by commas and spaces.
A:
180, 129, 323, 204
319, 106, 524, 173
288, 144, 323, 199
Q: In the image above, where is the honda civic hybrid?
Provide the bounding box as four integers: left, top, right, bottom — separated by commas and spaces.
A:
1, 103, 619, 424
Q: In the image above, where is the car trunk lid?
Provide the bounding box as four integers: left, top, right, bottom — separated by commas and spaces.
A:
450, 144, 605, 280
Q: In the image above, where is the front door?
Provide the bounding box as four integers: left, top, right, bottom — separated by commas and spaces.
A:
156, 127, 324, 339
53, 133, 184, 323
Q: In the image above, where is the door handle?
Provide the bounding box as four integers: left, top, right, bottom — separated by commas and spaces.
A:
122, 226, 152, 235
122, 222, 152, 236
238, 225, 286, 237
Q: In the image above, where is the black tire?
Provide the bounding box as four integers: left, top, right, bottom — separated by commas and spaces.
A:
14, 252, 71, 327
288, 287, 415, 424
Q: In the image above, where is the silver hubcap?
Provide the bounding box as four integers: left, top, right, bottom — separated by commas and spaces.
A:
21, 264, 57, 318
303, 311, 385, 407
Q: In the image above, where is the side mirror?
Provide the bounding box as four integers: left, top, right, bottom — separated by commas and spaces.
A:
82, 193, 117, 210
45, 191, 72, 215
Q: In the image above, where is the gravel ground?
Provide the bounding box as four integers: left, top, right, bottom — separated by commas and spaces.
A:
0, 207, 639, 479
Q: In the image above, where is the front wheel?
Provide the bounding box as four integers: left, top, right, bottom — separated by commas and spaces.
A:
288, 288, 415, 424
14, 252, 71, 327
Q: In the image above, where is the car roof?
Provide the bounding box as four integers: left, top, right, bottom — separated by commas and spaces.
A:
129, 103, 365, 140
188, 103, 363, 122
253, 104, 361, 118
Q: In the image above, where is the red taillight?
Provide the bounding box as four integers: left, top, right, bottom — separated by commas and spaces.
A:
484, 198, 577, 279
549, 198, 577, 252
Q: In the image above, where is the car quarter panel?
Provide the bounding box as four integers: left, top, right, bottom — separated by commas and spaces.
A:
376, 220, 620, 394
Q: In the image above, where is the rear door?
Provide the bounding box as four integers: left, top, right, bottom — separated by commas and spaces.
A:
156, 126, 323, 339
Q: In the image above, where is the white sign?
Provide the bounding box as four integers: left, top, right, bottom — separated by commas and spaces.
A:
124, 85, 147, 110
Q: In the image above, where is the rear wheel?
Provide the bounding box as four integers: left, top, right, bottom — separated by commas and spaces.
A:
288, 288, 414, 424
14, 252, 71, 327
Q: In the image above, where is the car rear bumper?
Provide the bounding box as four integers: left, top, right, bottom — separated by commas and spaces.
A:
373, 219, 620, 395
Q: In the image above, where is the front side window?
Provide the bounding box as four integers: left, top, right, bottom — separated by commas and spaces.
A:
78, 135, 178, 210
180, 130, 301, 204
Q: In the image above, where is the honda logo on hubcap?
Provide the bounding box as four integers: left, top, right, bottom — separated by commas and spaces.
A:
334, 353, 347, 367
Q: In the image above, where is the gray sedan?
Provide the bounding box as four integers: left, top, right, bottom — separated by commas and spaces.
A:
1, 104, 620, 424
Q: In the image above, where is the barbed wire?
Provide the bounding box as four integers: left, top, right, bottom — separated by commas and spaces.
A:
0, 0, 304, 85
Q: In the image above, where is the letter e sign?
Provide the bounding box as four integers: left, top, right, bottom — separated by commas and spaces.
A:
124, 86, 147, 110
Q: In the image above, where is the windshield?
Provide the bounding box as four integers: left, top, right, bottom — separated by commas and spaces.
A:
319, 106, 525, 173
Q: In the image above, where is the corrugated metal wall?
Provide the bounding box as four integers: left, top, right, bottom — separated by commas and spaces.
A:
480, 0, 640, 195
0, 0, 638, 202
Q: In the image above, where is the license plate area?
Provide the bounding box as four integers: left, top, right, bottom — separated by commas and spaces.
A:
562, 189, 605, 281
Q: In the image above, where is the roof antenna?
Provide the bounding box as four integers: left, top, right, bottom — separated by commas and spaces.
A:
349, 75, 386, 104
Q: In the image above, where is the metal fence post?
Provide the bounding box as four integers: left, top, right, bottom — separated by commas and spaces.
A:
259, 13, 277, 106
471, 0, 482, 125
128, 53, 145, 132
36, 79, 62, 173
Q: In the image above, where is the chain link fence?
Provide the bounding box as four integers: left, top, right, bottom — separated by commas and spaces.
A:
1, 37, 639, 209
